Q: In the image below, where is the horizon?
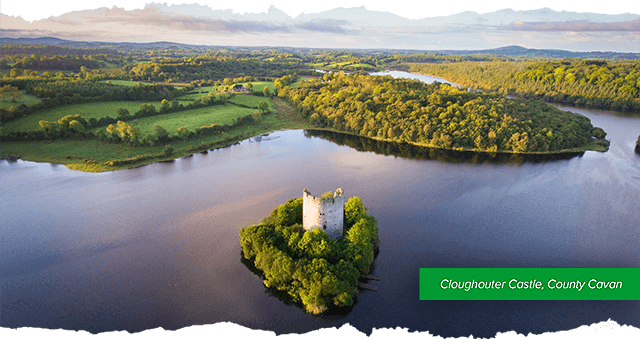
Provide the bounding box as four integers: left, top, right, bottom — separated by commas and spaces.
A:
2, 2, 639, 53
1, 37, 638, 55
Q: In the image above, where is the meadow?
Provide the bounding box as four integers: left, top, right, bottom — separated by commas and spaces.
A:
0, 94, 41, 110
112, 103, 256, 136
2, 98, 308, 172
100, 80, 155, 87
2, 101, 163, 132
1, 89, 276, 134
1, 63, 305, 173
228, 94, 275, 110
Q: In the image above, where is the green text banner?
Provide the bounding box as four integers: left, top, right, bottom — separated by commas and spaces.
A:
419, 268, 640, 300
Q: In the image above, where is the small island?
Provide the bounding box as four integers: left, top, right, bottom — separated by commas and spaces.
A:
239, 189, 379, 315
636, 135, 640, 154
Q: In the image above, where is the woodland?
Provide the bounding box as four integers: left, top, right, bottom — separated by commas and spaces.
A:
408, 59, 640, 113
279, 73, 608, 153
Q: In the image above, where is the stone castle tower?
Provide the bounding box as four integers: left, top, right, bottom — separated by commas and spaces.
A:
303, 188, 344, 240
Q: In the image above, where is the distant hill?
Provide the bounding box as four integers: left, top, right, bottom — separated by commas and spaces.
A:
439, 46, 640, 59
0, 37, 207, 49
2, 37, 639, 60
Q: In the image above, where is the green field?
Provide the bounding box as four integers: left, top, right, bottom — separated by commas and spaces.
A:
290, 77, 316, 88
176, 87, 217, 101
2, 101, 162, 132
0, 94, 41, 110
100, 80, 155, 87
228, 94, 275, 110
104, 103, 258, 136
247, 81, 273, 92
2, 92, 277, 134
100, 80, 187, 88
2, 97, 308, 172
192, 82, 273, 92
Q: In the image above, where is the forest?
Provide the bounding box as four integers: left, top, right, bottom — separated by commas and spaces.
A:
278, 73, 609, 153
408, 59, 640, 113
239, 196, 378, 314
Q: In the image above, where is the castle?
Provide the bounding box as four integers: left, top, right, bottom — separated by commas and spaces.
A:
303, 188, 344, 240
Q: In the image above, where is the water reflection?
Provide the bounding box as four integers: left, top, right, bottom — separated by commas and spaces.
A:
239, 254, 356, 318
370, 70, 459, 87
248, 134, 281, 143
304, 129, 583, 165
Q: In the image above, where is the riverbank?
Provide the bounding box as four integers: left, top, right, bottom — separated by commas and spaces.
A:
305, 127, 608, 156
0, 98, 308, 172
1, 93, 610, 173
1, 122, 608, 173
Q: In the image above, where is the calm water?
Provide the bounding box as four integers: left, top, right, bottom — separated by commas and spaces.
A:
1, 72, 639, 337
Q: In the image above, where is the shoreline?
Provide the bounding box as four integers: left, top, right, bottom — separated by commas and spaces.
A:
1, 125, 608, 173
304, 127, 607, 156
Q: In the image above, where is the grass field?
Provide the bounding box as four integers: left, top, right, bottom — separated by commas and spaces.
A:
105, 103, 257, 136
0, 95, 41, 110
2, 93, 277, 134
2, 101, 162, 132
176, 87, 217, 101
100, 80, 155, 87
290, 77, 317, 88
1, 98, 309, 172
228, 95, 275, 110
175, 82, 274, 101
247, 81, 274, 92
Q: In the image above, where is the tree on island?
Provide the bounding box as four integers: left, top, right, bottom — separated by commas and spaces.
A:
239, 196, 378, 315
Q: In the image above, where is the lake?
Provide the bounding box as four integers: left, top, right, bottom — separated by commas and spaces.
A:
1, 71, 638, 337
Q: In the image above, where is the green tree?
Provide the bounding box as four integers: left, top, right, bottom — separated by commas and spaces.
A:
117, 107, 131, 120
161, 144, 174, 157
0, 85, 23, 102
160, 99, 171, 113
69, 120, 85, 134
9, 68, 23, 78
591, 127, 606, 140
177, 126, 192, 140
105, 123, 119, 142
119, 121, 140, 143
258, 101, 269, 114
344, 197, 367, 228
155, 124, 169, 142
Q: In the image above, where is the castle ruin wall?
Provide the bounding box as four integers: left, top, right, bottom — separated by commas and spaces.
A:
303, 188, 344, 240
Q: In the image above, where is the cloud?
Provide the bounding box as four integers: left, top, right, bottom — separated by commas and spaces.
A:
19, 6, 350, 35
294, 20, 351, 34
508, 19, 640, 32
2, 7, 638, 51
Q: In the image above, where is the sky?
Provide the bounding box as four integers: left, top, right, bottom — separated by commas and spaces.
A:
0, 0, 640, 53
